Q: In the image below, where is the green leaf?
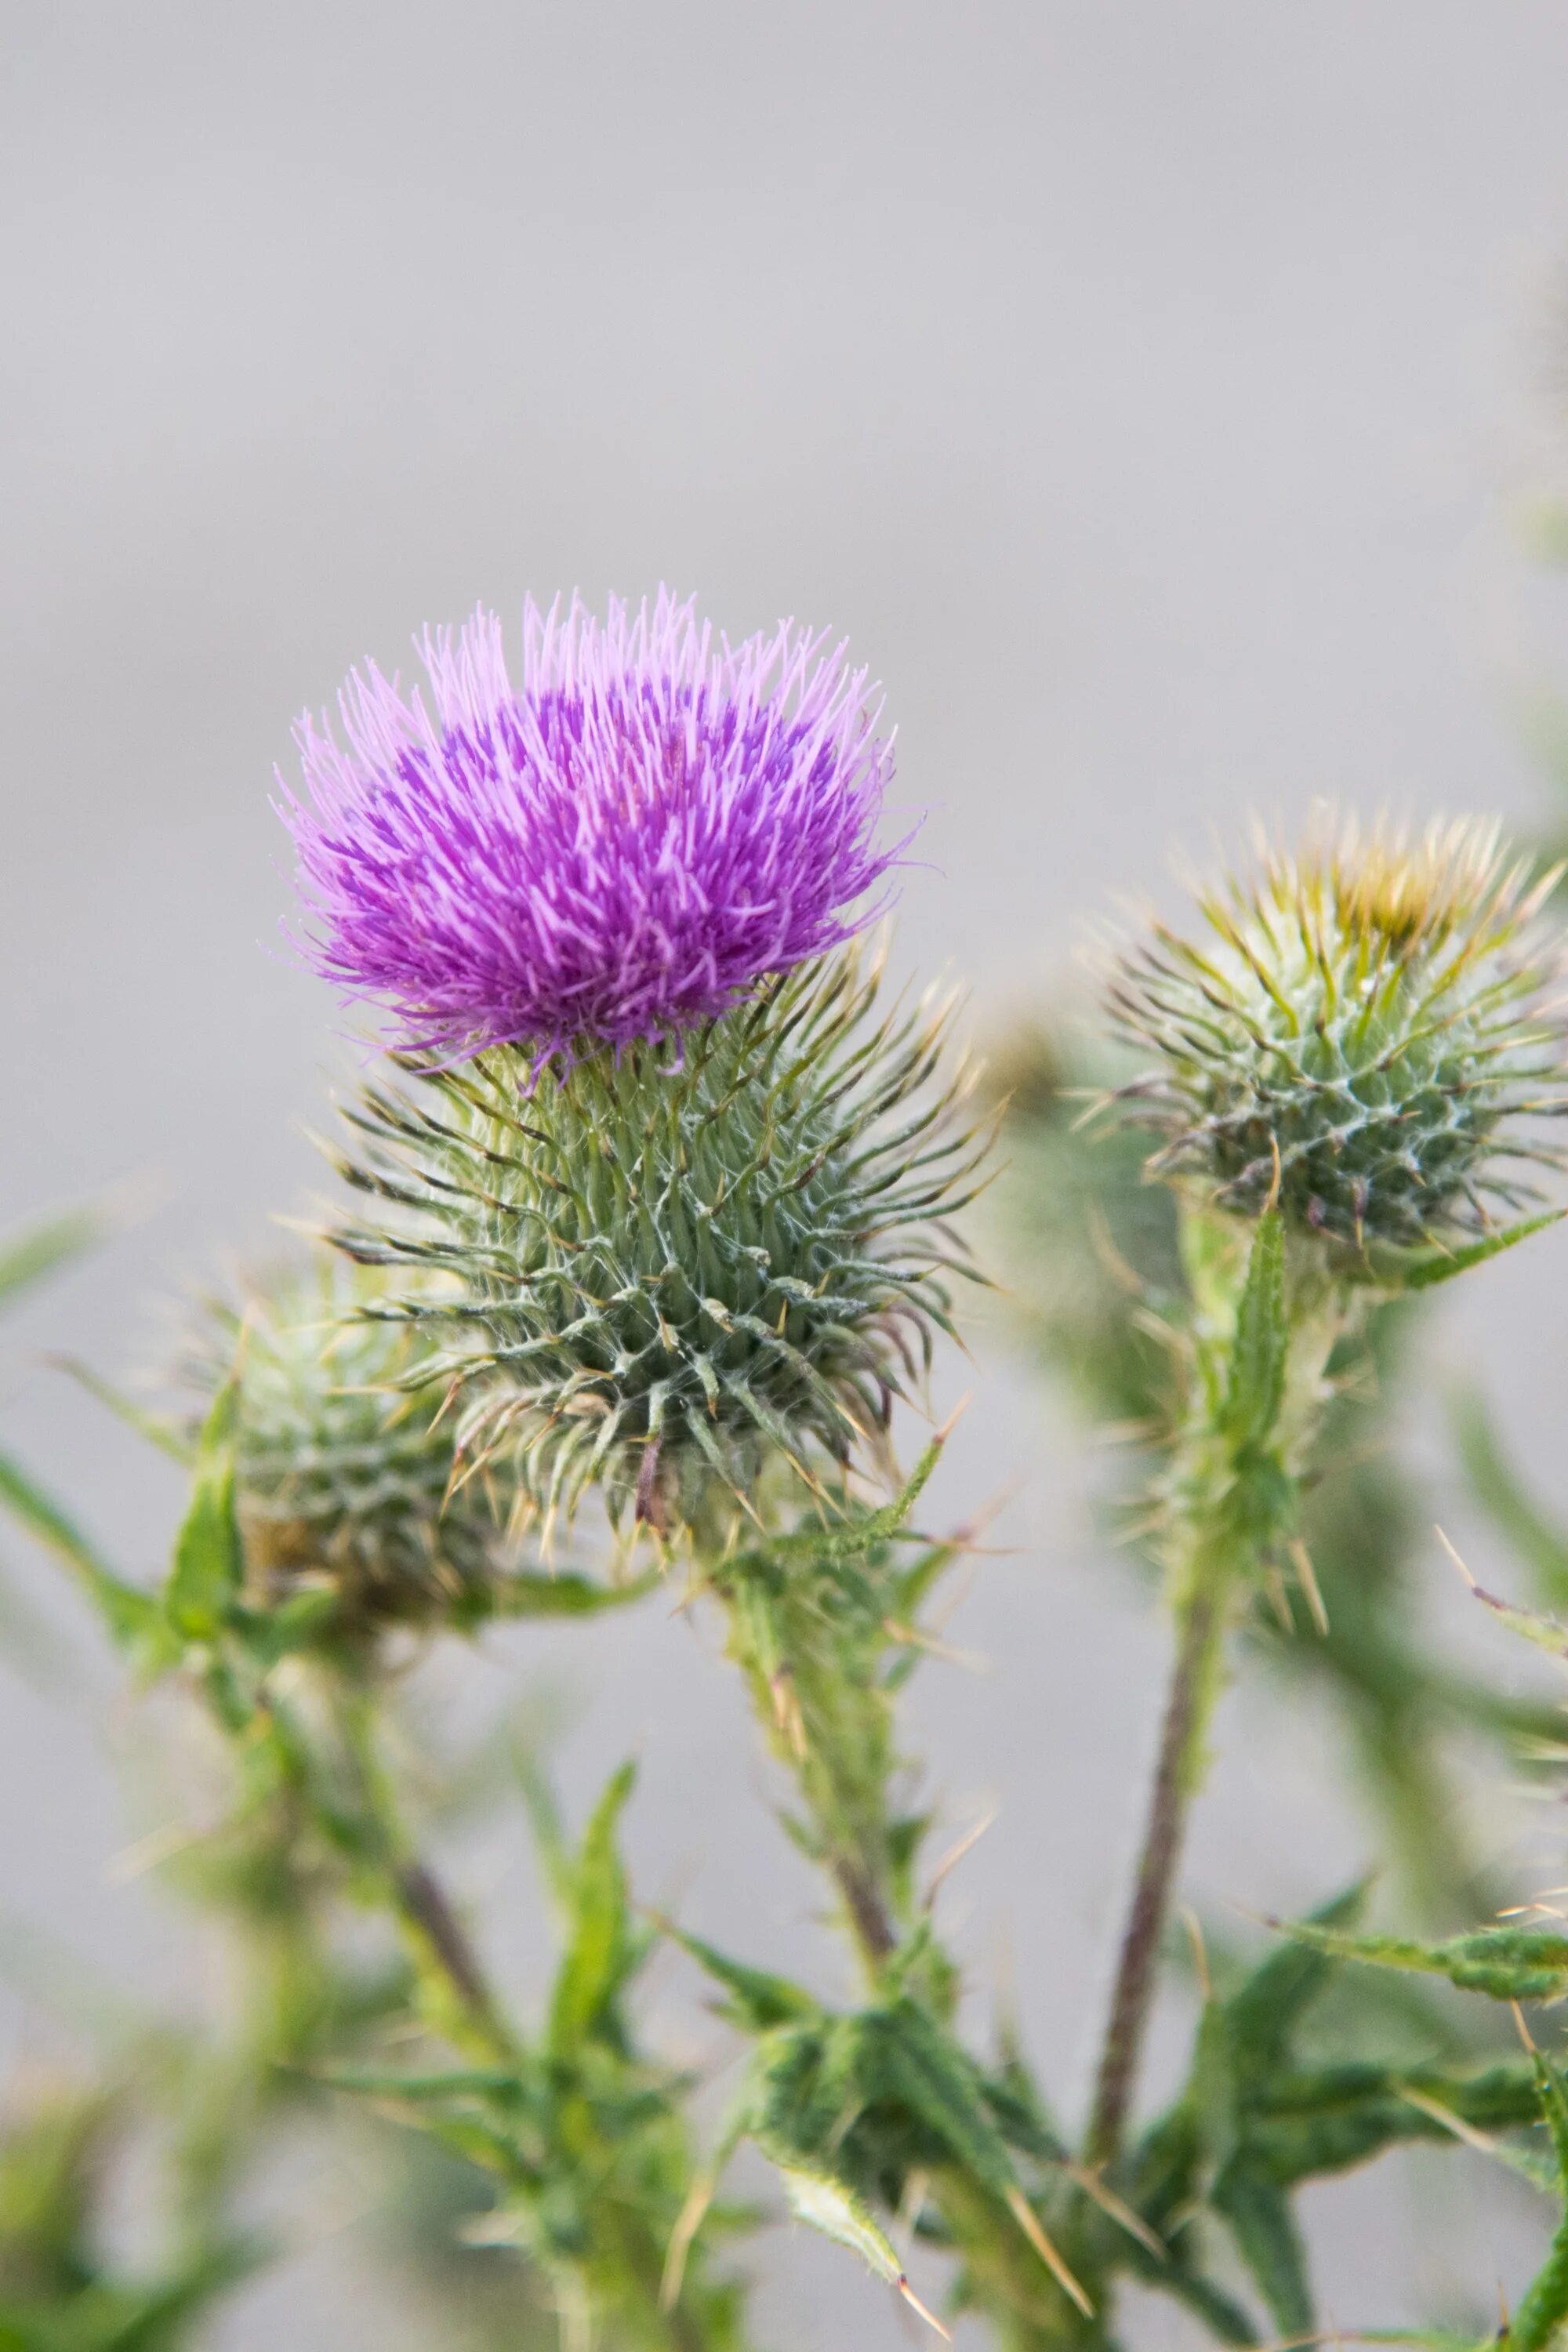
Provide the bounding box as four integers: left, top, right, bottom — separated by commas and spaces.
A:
47, 1357, 193, 1467
471, 1568, 659, 1621
314, 2065, 523, 2103
1223, 1879, 1368, 2070
778, 2165, 903, 2285
229, 1584, 341, 1667
767, 1436, 946, 1567
1279, 1917, 1568, 2003
1219, 1210, 1287, 1448
1511, 2053, 1568, 2352
865, 1999, 1017, 2198
0, 1447, 165, 1659
0, 1209, 101, 1315
1466, 1581, 1568, 1663
1397, 1209, 1566, 1292
547, 1761, 637, 2058
165, 1378, 244, 1641
662, 1922, 820, 2033
1210, 2160, 1312, 2332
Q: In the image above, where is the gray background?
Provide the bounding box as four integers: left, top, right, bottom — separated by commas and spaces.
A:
5, 2, 1568, 2341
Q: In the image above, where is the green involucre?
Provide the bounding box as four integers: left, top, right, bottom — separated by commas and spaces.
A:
186, 1257, 518, 1626
1110, 814, 1566, 1251
328, 949, 985, 1530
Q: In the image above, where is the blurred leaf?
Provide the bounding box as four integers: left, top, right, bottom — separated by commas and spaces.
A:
664, 1924, 819, 2034
470, 1569, 658, 1622
0, 1214, 101, 1318
0, 1450, 165, 1661
546, 1762, 637, 2060
1455, 1388, 1568, 1610
1509, 2050, 1568, 2352
46, 1363, 191, 1470
164, 1381, 242, 1642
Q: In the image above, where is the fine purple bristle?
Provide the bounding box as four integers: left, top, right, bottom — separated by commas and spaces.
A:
278, 589, 906, 1065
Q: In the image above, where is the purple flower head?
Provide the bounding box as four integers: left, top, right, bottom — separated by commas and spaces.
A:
279, 589, 905, 1065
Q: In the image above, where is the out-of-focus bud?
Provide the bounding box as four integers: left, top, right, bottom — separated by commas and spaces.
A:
1110, 812, 1566, 1260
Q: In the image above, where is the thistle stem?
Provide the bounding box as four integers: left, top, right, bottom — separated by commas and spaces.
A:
1086, 1566, 1229, 2166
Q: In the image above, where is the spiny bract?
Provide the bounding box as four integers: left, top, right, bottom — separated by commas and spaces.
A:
328, 948, 985, 1533
1110, 813, 1566, 1253
186, 1257, 519, 1627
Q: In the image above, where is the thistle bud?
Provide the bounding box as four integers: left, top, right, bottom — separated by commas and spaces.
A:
329, 949, 982, 1534
185, 1258, 518, 1630
1110, 814, 1566, 1256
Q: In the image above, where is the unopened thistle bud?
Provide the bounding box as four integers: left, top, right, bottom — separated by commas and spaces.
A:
330, 949, 981, 1532
1110, 813, 1566, 1257
185, 1258, 519, 1629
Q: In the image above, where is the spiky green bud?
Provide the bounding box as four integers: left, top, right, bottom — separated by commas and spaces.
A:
1110, 813, 1566, 1256
185, 1256, 518, 1628
328, 949, 984, 1535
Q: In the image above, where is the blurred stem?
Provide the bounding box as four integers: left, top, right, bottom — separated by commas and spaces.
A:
331, 1681, 516, 2063
1086, 1563, 1230, 2166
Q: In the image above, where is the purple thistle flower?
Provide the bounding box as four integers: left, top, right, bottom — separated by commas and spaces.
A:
279, 589, 905, 1065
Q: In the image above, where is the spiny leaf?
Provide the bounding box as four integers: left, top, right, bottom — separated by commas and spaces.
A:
766, 1436, 946, 1567
0, 1447, 166, 1660
1467, 1581, 1568, 1662
1397, 1208, 1566, 1292
547, 1760, 637, 2058
866, 1999, 1017, 2198
165, 1377, 244, 1642
1510, 2053, 1568, 2352
1222, 1879, 1369, 2067
1278, 1917, 1568, 2003
1219, 1209, 1287, 1449
779, 2166, 902, 2284
662, 1922, 820, 2033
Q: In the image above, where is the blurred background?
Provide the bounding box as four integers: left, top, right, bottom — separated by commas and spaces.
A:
7, 3, 1568, 2341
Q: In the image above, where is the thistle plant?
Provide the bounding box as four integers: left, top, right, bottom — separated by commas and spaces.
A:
1086, 811, 1568, 2163
12, 599, 1568, 2348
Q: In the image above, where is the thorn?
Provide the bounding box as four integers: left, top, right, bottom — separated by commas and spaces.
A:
660, 2172, 713, 2310
882, 1618, 989, 1674
1288, 1537, 1330, 1636
895, 2277, 952, 2339
1265, 1134, 1282, 1213
1181, 1905, 1213, 2005
931, 1393, 971, 1446
1512, 1998, 1538, 2053
924, 1810, 997, 1907
1434, 1524, 1475, 1588
1062, 2161, 1164, 2257
1395, 2084, 1497, 2155
768, 1667, 807, 1760
1004, 2186, 1092, 2316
